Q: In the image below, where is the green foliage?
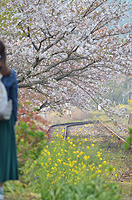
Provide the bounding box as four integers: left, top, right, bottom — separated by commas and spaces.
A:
15, 121, 48, 177
122, 128, 132, 150
41, 178, 121, 200
34, 107, 38, 112
4, 180, 41, 200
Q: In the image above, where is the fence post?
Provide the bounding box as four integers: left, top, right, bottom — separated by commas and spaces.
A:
64, 126, 68, 140
128, 113, 132, 124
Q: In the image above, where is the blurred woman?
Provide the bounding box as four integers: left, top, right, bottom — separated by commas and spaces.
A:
0, 40, 19, 200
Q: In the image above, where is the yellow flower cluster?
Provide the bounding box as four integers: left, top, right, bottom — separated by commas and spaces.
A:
25, 132, 117, 192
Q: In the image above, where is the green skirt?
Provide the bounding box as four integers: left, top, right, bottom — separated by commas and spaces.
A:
0, 113, 19, 182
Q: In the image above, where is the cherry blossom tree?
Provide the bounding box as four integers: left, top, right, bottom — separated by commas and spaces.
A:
1, 0, 132, 116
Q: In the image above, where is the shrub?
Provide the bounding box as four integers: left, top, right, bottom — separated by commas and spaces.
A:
16, 121, 49, 178
16, 103, 50, 178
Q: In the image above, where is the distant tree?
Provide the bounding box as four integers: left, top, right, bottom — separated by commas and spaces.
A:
103, 77, 132, 104
1, 0, 132, 116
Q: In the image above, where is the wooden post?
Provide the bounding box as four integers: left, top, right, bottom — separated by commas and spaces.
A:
64, 126, 68, 140
128, 113, 132, 124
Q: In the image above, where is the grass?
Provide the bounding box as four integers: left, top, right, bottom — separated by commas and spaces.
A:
99, 142, 132, 200
4, 181, 41, 200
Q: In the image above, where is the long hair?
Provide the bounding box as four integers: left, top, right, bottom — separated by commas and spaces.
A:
0, 40, 10, 76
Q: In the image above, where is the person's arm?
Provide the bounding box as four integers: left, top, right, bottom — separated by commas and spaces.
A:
10, 70, 18, 123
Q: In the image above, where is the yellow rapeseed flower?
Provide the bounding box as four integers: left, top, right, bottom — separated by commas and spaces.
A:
82, 165, 86, 169
57, 159, 62, 163
79, 151, 83, 155
83, 155, 88, 160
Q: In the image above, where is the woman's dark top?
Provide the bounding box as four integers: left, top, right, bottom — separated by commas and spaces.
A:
1, 69, 18, 123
